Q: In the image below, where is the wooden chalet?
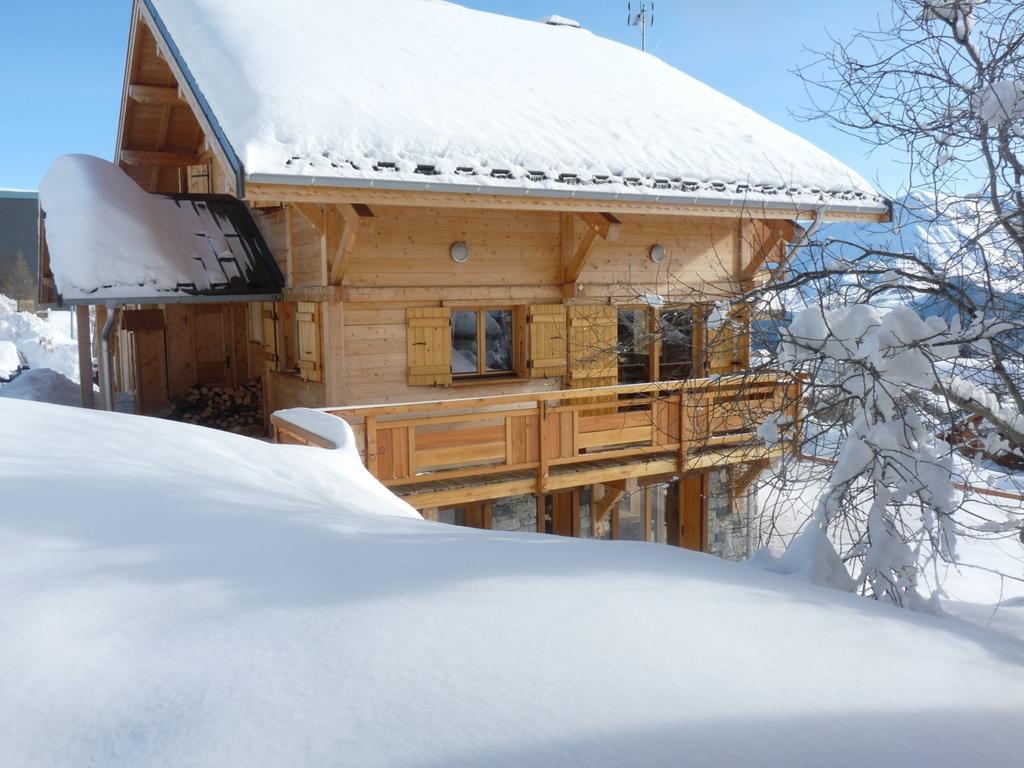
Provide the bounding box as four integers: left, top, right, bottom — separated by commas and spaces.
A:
41, 0, 888, 555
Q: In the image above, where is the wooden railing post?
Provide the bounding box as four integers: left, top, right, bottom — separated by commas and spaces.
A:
365, 415, 378, 477
538, 401, 548, 494
678, 390, 689, 472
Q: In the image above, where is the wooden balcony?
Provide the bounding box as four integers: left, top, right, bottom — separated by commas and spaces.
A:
273, 374, 803, 510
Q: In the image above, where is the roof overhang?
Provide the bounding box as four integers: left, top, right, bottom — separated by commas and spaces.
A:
245, 175, 892, 223
57, 292, 282, 308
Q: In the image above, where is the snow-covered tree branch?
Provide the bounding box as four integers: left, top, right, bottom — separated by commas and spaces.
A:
749, 0, 1024, 606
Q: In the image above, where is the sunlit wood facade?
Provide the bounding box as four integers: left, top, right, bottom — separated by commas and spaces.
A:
100, 1, 885, 552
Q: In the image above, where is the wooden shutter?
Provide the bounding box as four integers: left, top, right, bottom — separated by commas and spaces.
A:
528, 304, 567, 378
247, 302, 263, 346
296, 302, 323, 382
706, 304, 751, 375
568, 304, 618, 387
261, 302, 278, 367
407, 307, 452, 386
185, 162, 212, 194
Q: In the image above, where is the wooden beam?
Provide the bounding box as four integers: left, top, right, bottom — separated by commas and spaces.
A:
593, 480, 627, 524
282, 286, 345, 303
326, 203, 375, 285
559, 212, 575, 280
244, 182, 892, 222
134, 5, 237, 196
120, 149, 202, 167
741, 220, 790, 283
562, 212, 620, 283
564, 226, 599, 283
127, 84, 184, 106
732, 460, 768, 496
76, 306, 95, 410
291, 202, 325, 234
577, 212, 622, 241
148, 103, 174, 192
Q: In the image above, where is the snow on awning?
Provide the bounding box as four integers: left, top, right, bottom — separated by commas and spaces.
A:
146, 0, 888, 215
38, 155, 283, 306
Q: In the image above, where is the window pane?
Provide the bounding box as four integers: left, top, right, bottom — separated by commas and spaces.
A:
451, 310, 479, 374
618, 309, 650, 384
617, 489, 645, 541
484, 310, 513, 372
659, 308, 693, 381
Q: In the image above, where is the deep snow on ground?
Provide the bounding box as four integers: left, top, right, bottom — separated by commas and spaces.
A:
0, 294, 80, 383
1, 399, 1023, 767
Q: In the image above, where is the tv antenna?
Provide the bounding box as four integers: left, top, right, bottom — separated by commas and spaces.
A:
627, 2, 654, 52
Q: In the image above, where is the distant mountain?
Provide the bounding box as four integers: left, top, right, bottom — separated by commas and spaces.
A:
754, 194, 1024, 349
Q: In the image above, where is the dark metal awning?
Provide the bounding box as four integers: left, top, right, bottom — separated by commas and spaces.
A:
40, 193, 284, 307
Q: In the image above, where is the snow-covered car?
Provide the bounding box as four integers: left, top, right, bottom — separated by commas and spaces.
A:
0, 340, 28, 383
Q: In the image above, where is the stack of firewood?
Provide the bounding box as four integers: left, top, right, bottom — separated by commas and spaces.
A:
170, 378, 264, 433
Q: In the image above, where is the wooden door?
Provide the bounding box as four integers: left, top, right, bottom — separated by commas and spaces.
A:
549, 491, 578, 537
193, 306, 233, 385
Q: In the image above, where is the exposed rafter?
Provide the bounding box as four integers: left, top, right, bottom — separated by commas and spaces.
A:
120, 149, 203, 167
740, 219, 797, 285
127, 84, 184, 106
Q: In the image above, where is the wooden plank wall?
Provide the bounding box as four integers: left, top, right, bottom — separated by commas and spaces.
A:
255, 208, 288, 277
332, 207, 737, 407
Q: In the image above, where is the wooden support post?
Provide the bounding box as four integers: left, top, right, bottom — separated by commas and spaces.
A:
94, 305, 110, 411
592, 480, 626, 525
538, 406, 548, 493
75, 305, 94, 409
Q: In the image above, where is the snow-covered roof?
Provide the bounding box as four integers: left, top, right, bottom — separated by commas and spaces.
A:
38, 155, 283, 305
145, 0, 887, 215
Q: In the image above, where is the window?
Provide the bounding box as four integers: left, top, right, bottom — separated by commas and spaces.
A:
451, 309, 515, 377
617, 308, 651, 384
659, 308, 693, 381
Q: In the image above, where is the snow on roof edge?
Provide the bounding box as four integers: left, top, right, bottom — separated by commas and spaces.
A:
246, 170, 891, 218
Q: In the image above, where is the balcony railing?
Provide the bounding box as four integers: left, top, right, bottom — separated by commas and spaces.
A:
273, 374, 803, 498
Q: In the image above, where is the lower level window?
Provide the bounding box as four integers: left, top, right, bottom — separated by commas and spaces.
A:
452, 309, 514, 376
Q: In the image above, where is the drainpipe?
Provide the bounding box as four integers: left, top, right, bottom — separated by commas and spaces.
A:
791, 207, 826, 254
99, 303, 118, 412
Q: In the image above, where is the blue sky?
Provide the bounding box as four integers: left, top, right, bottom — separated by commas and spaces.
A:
0, 0, 901, 192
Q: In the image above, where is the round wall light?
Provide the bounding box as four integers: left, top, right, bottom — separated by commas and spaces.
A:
649, 244, 667, 264
450, 241, 470, 263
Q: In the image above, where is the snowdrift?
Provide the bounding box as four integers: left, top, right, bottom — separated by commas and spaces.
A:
1, 399, 1022, 767
0, 368, 84, 406
0, 294, 79, 383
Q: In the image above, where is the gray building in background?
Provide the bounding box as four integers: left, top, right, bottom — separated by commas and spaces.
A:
0, 190, 39, 303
